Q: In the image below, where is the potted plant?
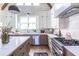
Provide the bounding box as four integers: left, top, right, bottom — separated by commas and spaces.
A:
1, 26, 12, 44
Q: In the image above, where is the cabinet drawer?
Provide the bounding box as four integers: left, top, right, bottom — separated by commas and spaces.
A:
48, 38, 53, 55
64, 47, 75, 56
18, 47, 26, 56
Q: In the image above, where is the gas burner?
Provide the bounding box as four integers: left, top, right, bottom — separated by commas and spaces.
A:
54, 37, 79, 46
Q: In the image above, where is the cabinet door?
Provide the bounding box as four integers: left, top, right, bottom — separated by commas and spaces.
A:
39, 35, 48, 45
18, 46, 27, 56
25, 39, 31, 56
63, 47, 75, 56
48, 37, 53, 55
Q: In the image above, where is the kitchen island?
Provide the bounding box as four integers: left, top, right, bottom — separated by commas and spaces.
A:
9, 33, 49, 46
0, 36, 31, 56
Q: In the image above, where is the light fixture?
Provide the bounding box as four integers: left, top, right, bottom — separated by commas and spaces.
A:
8, 5, 20, 14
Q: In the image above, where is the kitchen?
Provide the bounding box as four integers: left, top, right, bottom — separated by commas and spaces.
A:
0, 3, 79, 56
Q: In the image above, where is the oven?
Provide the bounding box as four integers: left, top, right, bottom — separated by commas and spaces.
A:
51, 37, 79, 56
51, 38, 63, 56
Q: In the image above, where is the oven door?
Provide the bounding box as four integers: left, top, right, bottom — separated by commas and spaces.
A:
52, 44, 63, 56
52, 40, 63, 56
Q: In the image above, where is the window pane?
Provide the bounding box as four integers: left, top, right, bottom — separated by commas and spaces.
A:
29, 16, 36, 23
21, 24, 28, 29
20, 16, 28, 23
0, 22, 2, 27
20, 16, 37, 29
0, 22, 2, 31
29, 24, 36, 29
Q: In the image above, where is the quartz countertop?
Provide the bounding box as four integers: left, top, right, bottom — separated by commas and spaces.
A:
0, 36, 30, 56
64, 46, 79, 56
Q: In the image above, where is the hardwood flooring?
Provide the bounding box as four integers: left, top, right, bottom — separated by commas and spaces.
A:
29, 45, 51, 56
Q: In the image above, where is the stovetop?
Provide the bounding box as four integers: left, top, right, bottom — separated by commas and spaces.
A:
54, 37, 79, 46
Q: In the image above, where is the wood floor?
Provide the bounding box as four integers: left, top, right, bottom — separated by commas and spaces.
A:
29, 45, 51, 56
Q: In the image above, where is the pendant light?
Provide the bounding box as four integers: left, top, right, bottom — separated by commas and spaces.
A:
8, 5, 20, 14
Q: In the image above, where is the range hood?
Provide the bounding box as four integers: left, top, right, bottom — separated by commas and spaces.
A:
54, 3, 79, 18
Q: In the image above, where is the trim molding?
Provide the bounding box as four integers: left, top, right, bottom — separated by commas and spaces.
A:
47, 3, 52, 9
1, 3, 8, 10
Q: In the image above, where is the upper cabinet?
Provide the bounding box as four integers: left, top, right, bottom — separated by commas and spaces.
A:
54, 3, 79, 18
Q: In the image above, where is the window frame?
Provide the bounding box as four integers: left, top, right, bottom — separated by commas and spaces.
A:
20, 16, 37, 30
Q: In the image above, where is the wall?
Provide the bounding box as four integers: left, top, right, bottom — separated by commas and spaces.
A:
0, 4, 16, 29
59, 13, 79, 40
59, 17, 69, 37
51, 5, 59, 29
59, 17, 69, 29
68, 13, 79, 40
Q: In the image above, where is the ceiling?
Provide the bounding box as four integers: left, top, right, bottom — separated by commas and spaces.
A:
0, 4, 4, 10
0, 3, 53, 15
16, 3, 53, 15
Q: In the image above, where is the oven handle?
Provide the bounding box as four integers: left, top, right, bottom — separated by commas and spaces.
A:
52, 43, 63, 55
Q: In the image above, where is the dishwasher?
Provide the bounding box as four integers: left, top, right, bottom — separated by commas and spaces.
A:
32, 35, 40, 45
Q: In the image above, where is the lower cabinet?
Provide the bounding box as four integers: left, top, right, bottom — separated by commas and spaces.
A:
48, 37, 53, 56
63, 47, 75, 56
10, 38, 31, 56
31, 35, 48, 46
39, 35, 48, 45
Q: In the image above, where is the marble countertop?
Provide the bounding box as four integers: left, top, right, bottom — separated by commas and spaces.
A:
47, 34, 57, 38
9, 33, 48, 36
64, 46, 79, 56
0, 36, 30, 56
9, 33, 57, 38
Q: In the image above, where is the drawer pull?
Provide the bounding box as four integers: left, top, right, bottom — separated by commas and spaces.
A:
19, 47, 22, 50
21, 53, 25, 56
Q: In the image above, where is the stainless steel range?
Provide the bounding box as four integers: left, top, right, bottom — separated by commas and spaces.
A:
52, 37, 79, 56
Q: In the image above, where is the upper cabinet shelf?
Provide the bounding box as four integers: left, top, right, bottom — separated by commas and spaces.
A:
54, 3, 79, 18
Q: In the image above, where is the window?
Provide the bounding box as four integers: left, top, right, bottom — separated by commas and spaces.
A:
0, 22, 2, 31
20, 16, 36, 30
